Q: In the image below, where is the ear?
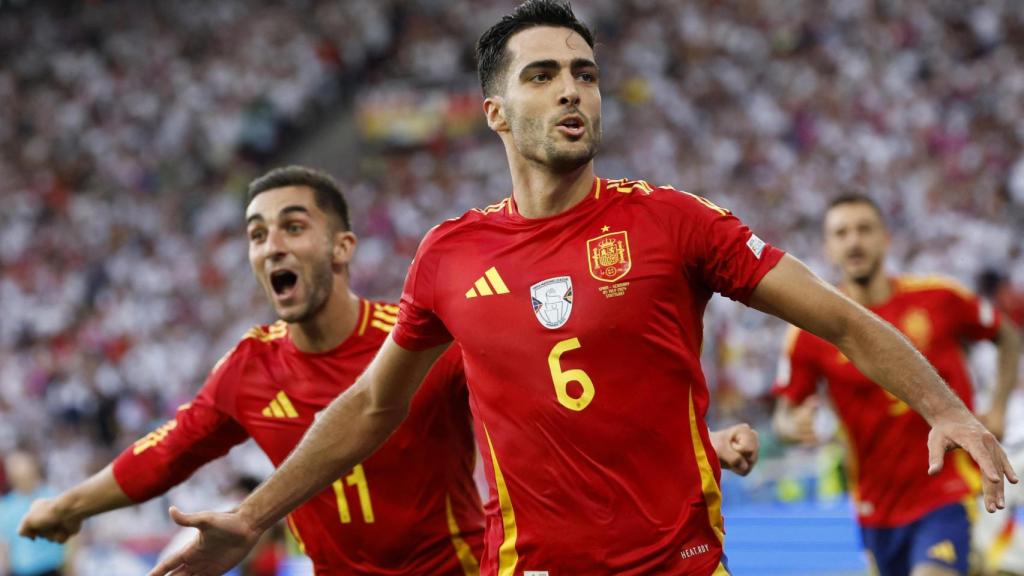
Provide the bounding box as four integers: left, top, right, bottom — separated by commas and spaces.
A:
483, 96, 509, 132
332, 230, 357, 267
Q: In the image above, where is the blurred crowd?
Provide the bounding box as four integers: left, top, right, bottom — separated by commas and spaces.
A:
1, 0, 1023, 570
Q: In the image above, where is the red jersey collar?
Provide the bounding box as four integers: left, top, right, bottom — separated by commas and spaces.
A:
505, 177, 602, 225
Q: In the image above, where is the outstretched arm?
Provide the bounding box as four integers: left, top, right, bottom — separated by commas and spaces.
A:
148, 338, 448, 576
18, 465, 132, 543
750, 254, 1018, 512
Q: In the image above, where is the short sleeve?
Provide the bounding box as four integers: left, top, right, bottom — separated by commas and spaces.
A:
393, 226, 454, 351
667, 189, 784, 303
771, 327, 822, 404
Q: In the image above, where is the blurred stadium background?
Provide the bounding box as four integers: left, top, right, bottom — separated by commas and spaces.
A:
1, 0, 1022, 574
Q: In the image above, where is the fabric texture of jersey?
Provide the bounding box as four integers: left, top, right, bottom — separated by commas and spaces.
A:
393, 177, 784, 575
113, 300, 484, 576
773, 276, 1000, 527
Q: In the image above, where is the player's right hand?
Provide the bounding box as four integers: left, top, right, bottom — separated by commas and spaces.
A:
927, 412, 1019, 514
147, 506, 261, 576
18, 497, 82, 543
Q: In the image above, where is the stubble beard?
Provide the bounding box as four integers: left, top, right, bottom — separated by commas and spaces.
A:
849, 255, 882, 287
510, 110, 601, 173
276, 251, 334, 325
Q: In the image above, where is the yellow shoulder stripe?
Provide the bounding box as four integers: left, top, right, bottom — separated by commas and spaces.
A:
472, 198, 510, 215
243, 321, 289, 344
895, 275, 972, 299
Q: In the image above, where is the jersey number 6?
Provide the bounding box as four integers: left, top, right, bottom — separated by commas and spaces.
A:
548, 337, 596, 411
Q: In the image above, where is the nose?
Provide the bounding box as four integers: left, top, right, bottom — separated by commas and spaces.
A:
557, 70, 580, 108
263, 228, 288, 260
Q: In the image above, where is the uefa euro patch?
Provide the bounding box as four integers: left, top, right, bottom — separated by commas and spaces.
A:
587, 230, 631, 282
531, 276, 573, 329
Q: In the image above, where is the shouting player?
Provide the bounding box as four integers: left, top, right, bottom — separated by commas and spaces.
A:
150, 3, 1017, 575
17, 166, 486, 575
772, 194, 1021, 576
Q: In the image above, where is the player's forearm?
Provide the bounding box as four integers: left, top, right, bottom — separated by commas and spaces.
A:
992, 321, 1022, 410
238, 380, 407, 533
836, 309, 970, 425
58, 465, 134, 521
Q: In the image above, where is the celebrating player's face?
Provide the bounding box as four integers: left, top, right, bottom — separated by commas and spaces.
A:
824, 202, 890, 285
246, 186, 337, 324
499, 26, 602, 171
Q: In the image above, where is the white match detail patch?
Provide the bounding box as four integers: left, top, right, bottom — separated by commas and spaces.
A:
747, 234, 766, 259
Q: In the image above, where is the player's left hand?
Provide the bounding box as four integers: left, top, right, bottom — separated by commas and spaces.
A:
711, 423, 760, 476
147, 506, 260, 576
927, 412, 1019, 513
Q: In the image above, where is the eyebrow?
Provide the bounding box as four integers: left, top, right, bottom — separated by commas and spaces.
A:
245, 204, 311, 225
518, 57, 598, 79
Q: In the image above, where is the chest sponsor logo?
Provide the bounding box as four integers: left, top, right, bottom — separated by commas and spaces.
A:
531, 276, 573, 329
587, 231, 631, 282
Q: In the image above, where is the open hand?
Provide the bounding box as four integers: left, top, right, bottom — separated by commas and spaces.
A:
147, 506, 261, 576
927, 413, 1018, 513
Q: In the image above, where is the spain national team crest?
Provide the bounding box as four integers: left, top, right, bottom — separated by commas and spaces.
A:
531, 276, 573, 329
587, 231, 631, 282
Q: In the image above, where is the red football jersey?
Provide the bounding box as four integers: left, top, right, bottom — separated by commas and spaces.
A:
112, 299, 484, 576
773, 276, 1001, 527
393, 177, 784, 575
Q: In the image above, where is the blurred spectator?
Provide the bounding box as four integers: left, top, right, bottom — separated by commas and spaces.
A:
0, 450, 72, 576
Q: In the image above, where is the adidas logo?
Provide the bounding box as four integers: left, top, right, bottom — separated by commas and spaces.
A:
262, 391, 299, 419
927, 540, 956, 564
465, 267, 509, 298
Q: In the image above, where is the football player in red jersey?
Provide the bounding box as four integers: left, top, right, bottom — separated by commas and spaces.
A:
772, 194, 1021, 576
149, 2, 1017, 575
17, 166, 487, 575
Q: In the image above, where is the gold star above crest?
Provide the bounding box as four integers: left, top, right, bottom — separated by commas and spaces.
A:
601, 225, 610, 233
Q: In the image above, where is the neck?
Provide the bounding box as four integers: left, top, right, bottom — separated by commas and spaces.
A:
289, 282, 361, 353
507, 151, 595, 219
842, 270, 891, 307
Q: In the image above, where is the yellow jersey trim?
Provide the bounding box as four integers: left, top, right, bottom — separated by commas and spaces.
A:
687, 387, 725, 544
446, 493, 481, 576
484, 425, 518, 575
244, 320, 288, 343
712, 561, 731, 575
894, 275, 972, 299
953, 449, 982, 496
358, 299, 371, 336
286, 514, 307, 554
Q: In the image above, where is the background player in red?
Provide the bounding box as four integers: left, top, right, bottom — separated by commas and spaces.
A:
772, 194, 1022, 576
17, 166, 487, 575
149, 3, 1017, 575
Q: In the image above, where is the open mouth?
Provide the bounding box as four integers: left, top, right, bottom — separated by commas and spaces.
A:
270, 270, 298, 296
557, 116, 585, 137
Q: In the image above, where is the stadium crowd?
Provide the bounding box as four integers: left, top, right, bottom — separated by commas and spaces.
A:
1, 0, 1023, 571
